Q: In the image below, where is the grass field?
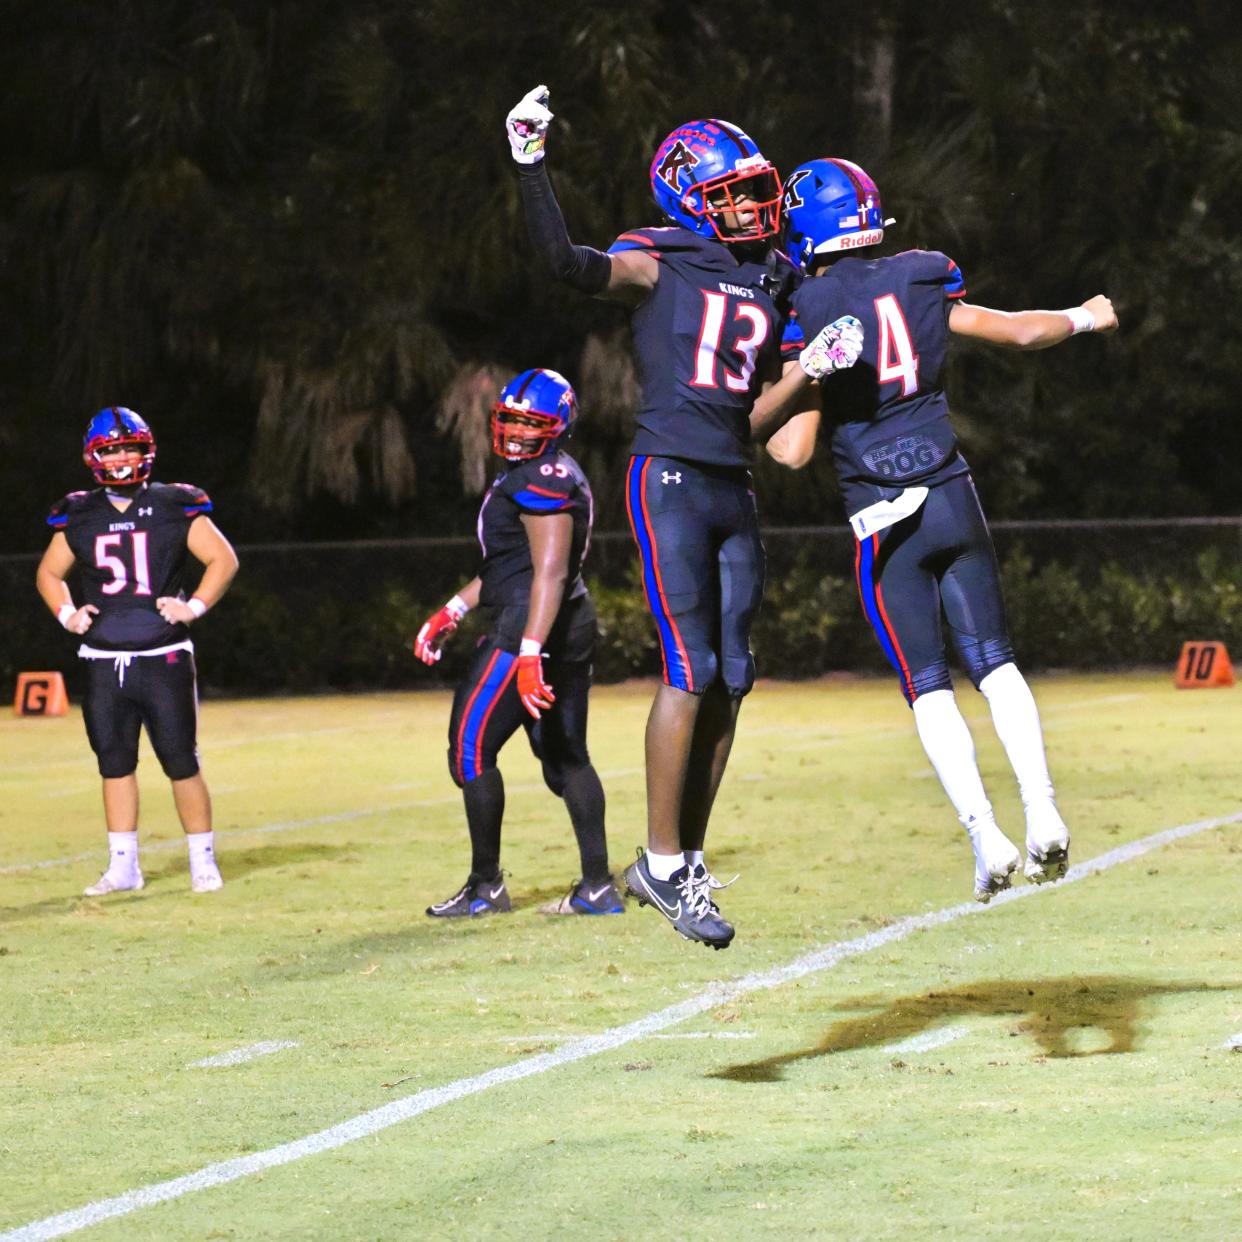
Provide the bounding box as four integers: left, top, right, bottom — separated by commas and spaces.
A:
3, 671, 1241, 1240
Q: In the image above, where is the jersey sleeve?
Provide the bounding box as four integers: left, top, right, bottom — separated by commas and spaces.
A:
505, 465, 578, 514
780, 307, 806, 361
607, 228, 661, 257
46, 491, 89, 528
935, 252, 967, 300
166, 483, 213, 518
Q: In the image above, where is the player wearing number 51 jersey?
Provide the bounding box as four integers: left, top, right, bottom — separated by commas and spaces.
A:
758, 157, 1118, 905
504, 86, 862, 949
36, 407, 239, 897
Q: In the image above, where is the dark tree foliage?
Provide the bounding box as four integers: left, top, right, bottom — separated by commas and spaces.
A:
1, 0, 1239, 550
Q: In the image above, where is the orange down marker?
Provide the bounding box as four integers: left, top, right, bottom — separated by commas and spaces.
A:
1174, 641, 1235, 689
13, 672, 69, 716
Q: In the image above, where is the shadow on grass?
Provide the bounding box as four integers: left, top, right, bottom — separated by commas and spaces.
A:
713, 976, 1242, 1081
0, 843, 351, 924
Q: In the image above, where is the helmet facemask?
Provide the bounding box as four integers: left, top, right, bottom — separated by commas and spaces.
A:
686, 162, 783, 244
491, 404, 566, 461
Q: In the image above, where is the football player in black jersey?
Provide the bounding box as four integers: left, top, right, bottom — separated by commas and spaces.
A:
755, 157, 1118, 903
504, 86, 861, 949
414, 369, 621, 919
35, 407, 239, 895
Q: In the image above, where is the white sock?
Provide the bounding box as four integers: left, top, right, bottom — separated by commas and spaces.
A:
107, 831, 140, 875
646, 849, 686, 880
979, 663, 1056, 809
187, 832, 216, 870
686, 850, 705, 870
911, 689, 994, 827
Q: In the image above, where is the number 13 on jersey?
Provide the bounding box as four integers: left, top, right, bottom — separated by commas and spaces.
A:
691, 291, 770, 392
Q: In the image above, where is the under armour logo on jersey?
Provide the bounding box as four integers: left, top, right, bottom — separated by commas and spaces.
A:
661, 471, 682, 485
138, 507, 152, 516
656, 140, 699, 189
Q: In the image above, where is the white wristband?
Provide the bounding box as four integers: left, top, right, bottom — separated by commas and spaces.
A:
1064, 307, 1095, 335
57, 603, 76, 628
187, 597, 208, 619
519, 637, 542, 658
446, 594, 471, 621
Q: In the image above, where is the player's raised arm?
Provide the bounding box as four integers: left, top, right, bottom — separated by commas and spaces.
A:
506, 85, 658, 306
949, 294, 1118, 350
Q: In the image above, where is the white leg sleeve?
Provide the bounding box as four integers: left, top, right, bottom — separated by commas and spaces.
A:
911, 689, 993, 827
978, 662, 1055, 808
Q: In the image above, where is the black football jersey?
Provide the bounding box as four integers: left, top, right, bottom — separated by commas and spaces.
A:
785, 249, 971, 514
477, 450, 593, 608
607, 227, 797, 467
47, 481, 212, 651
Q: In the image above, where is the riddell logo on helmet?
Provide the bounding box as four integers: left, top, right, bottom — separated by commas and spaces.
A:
839, 229, 883, 249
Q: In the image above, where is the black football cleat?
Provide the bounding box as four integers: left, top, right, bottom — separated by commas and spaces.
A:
622, 851, 734, 950
539, 876, 626, 915
426, 874, 512, 918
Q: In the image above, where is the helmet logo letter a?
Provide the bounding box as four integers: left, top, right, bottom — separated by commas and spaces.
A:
657, 140, 699, 189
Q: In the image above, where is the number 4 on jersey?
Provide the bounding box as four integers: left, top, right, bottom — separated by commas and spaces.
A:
875, 293, 920, 396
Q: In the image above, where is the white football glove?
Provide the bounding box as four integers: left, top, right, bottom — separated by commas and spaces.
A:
799, 315, 864, 380
506, 85, 553, 165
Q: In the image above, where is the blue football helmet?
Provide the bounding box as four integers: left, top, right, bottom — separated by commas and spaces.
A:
782, 158, 886, 269
491, 369, 579, 461
650, 120, 782, 244
83, 406, 156, 485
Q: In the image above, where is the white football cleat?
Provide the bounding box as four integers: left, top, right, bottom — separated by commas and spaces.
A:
966, 819, 1021, 903
83, 869, 145, 896
1024, 802, 1070, 884
191, 863, 224, 893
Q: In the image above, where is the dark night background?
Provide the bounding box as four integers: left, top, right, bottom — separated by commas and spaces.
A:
2, 0, 1239, 551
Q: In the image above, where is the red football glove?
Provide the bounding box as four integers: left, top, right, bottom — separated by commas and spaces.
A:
516, 645, 555, 718
414, 597, 468, 665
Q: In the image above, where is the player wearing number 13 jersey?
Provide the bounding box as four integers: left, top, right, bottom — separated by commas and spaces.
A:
35, 407, 239, 897
763, 156, 1118, 905
504, 85, 831, 950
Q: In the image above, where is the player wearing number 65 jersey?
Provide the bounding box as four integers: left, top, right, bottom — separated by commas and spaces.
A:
35, 407, 238, 896
757, 157, 1118, 903
504, 87, 862, 949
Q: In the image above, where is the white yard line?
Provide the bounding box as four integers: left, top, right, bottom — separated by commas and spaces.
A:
885, 1025, 969, 1055
1, 768, 644, 876
5, 806, 1239, 1242
189, 1042, 300, 1069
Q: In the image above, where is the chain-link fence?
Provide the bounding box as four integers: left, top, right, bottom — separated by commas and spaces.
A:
4, 519, 1240, 697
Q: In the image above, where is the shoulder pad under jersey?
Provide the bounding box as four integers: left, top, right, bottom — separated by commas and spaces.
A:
47, 491, 93, 528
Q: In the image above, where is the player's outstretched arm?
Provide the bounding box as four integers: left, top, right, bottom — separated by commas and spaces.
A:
949, 294, 1118, 350
157, 516, 239, 625
507, 85, 657, 307
36, 532, 98, 635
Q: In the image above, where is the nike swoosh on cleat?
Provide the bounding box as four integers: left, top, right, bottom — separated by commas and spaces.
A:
586, 886, 612, 902
485, 886, 505, 900
635, 872, 680, 919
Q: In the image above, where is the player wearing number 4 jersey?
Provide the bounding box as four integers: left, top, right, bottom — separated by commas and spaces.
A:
755, 157, 1119, 902
505, 87, 861, 948
36, 407, 239, 896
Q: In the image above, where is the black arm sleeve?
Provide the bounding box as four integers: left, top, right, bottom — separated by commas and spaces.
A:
516, 162, 613, 295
